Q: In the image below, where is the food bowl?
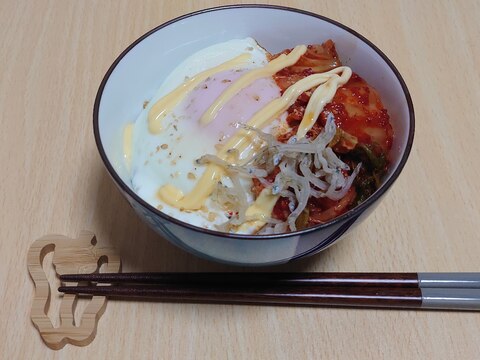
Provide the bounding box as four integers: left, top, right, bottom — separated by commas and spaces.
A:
93, 5, 414, 266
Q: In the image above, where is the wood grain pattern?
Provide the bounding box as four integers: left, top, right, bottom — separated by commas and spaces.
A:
27, 231, 121, 349
1, 0, 479, 358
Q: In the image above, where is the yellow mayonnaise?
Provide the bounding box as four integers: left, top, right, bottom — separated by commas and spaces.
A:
296, 66, 352, 138
200, 45, 307, 125
157, 165, 222, 209
123, 122, 134, 171
237, 188, 280, 233
147, 53, 252, 134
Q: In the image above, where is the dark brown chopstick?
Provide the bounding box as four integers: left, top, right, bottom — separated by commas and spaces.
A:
58, 273, 480, 310
58, 284, 423, 308
59, 272, 420, 287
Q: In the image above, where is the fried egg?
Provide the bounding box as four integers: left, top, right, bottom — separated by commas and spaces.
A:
128, 38, 281, 230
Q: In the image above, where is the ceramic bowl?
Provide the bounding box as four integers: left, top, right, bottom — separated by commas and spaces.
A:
93, 5, 414, 266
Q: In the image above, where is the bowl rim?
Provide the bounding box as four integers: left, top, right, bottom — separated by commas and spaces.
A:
93, 4, 415, 240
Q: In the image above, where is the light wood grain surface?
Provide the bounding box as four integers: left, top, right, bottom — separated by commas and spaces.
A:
1, 0, 479, 358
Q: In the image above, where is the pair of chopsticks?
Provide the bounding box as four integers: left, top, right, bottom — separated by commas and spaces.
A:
58, 272, 480, 310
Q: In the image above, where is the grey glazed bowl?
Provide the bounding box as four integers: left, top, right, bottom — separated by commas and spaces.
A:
93, 5, 414, 266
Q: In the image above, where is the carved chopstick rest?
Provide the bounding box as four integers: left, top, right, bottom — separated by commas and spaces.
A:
27, 231, 121, 350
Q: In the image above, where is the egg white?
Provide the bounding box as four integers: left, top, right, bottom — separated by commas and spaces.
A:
129, 38, 281, 230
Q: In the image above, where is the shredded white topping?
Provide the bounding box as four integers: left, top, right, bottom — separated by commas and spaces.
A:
198, 113, 361, 232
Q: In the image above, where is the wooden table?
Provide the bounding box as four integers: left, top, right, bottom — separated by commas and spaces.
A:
1, 0, 479, 358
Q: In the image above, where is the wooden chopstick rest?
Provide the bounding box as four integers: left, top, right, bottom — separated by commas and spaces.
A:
27, 231, 121, 350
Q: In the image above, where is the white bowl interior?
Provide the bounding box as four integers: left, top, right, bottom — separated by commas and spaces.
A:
98, 6, 411, 195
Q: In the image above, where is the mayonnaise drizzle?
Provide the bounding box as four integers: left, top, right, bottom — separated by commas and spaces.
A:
237, 188, 279, 233
147, 53, 252, 134
200, 45, 307, 126
297, 66, 352, 138
123, 122, 134, 171
157, 66, 352, 212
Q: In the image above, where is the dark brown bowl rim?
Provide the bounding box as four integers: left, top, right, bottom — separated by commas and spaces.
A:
93, 4, 415, 240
